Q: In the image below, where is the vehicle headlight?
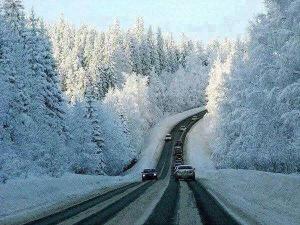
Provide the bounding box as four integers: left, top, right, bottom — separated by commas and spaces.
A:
154, 173, 157, 176
142, 174, 145, 177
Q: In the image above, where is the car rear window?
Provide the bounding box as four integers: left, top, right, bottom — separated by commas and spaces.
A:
178, 166, 193, 169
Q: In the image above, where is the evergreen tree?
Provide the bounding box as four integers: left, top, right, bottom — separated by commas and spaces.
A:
1, 0, 25, 37
146, 26, 157, 68
155, 27, 166, 75
0, 16, 16, 148
140, 36, 151, 76
125, 29, 142, 74
84, 79, 106, 174
105, 19, 126, 87
0, 0, 31, 146
165, 34, 179, 73
179, 33, 194, 68
134, 17, 144, 43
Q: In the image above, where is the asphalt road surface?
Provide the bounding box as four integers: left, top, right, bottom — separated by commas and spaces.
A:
23, 110, 240, 225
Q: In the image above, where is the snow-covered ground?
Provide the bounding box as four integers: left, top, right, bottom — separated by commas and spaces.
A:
186, 117, 300, 225
0, 174, 133, 225
0, 107, 204, 224
104, 165, 171, 225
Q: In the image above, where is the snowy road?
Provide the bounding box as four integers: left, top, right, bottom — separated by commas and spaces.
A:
21, 110, 239, 225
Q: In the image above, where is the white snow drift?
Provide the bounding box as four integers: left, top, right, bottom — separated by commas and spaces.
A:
186, 117, 300, 225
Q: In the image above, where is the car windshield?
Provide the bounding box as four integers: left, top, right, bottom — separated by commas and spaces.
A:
143, 169, 156, 173
178, 166, 193, 170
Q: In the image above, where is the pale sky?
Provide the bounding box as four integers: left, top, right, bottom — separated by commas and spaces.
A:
23, 0, 265, 42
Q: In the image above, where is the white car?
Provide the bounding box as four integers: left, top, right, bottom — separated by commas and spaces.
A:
175, 165, 195, 181
165, 134, 172, 141
173, 162, 182, 171
191, 115, 198, 121
179, 126, 186, 132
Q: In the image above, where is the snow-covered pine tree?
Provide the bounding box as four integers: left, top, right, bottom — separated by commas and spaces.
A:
84, 78, 106, 174
165, 34, 179, 73
155, 27, 166, 75
146, 26, 157, 68
105, 19, 126, 87
1, 0, 26, 37
0, 0, 31, 149
125, 29, 142, 75
67, 101, 96, 174
49, 15, 75, 92
83, 28, 97, 69
0, 16, 19, 183
148, 70, 167, 115
140, 35, 152, 76
179, 33, 194, 69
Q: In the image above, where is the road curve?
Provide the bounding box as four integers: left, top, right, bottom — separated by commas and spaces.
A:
22, 110, 240, 225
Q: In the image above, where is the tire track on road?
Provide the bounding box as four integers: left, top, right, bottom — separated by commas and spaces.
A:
24, 182, 140, 225
187, 180, 240, 225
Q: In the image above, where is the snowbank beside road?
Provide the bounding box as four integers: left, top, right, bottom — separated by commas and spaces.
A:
185, 117, 215, 175
0, 107, 205, 224
201, 170, 300, 225
0, 174, 132, 224
186, 117, 300, 225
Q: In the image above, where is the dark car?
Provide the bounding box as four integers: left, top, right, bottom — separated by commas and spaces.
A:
175, 159, 183, 164
175, 140, 183, 147
142, 169, 158, 181
179, 126, 187, 132
175, 155, 183, 161
174, 146, 183, 155
175, 153, 183, 157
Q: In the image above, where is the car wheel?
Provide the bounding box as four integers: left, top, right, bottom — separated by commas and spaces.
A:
192, 176, 195, 181
142, 178, 145, 182
155, 177, 158, 180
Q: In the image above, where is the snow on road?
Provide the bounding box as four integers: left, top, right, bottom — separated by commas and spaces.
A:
186, 116, 300, 225
0, 174, 133, 225
57, 182, 146, 225
105, 165, 171, 225
0, 107, 205, 224
176, 182, 202, 225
